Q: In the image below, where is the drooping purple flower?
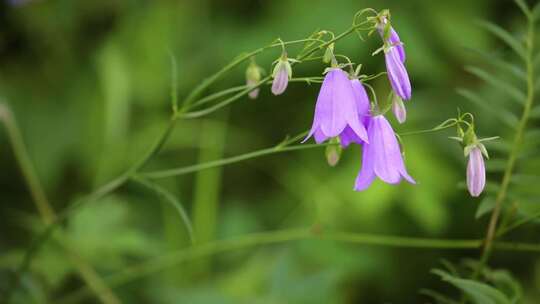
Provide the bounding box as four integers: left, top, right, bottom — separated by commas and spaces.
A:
271, 58, 291, 95
467, 146, 486, 197
304, 68, 368, 144
339, 79, 371, 147
385, 47, 411, 100
392, 95, 407, 124
378, 19, 411, 100
355, 115, 415, 191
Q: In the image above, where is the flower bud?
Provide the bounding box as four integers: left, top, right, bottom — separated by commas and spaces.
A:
466, 145, 486, 197
246, 60, 262, 99
271, 55, 292, 96
325, 137, 342, 167
392, 94, 406, 124
323, 43, 335, 64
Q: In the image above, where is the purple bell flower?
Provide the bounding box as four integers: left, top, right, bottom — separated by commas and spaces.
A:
355, 115, 415, 191
467, 146, 486, 197
379, 19, 411, 100
339, 79, 371, 147
304, 68, 368, 144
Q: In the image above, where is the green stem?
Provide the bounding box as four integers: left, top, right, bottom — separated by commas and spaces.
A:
0, 104, 56, 224
56, 228, 540, 304
0, 103, 121, 304
141, 143, 328, 179
180, 38, 327, 111
472, 14, 536, 279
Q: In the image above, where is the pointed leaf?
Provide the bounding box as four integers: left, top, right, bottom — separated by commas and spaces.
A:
466, 48, 526, 81
433, 269, 512, 304
131, 176, 195, 243
420, 289, 460, 304
465, 66, 526, 105
514, 0, 531, 19
478, 21, 526, 60
457, 89, 519, 128
532, 1, 540, 21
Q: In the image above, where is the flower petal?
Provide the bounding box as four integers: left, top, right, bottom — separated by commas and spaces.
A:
354, 143, 375, 191
370, 116, 401, 184
385, 49, 411, 100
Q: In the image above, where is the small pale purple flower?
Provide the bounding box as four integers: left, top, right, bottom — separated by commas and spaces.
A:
355, 115, 415, 191
379, 19, 411, 100
467, 146, 486, 197
339, 79, 371, 147
271, 58, 291, 95
392, 95, 407, 124
304, 68, 368, 144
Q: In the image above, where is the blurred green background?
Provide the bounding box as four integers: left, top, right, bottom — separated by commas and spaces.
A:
1, 0, 540, 303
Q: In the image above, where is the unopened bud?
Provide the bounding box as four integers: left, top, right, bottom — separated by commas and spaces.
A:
246, 60, 262, 99
325, 137, 342, 167
271, 54, 292, 95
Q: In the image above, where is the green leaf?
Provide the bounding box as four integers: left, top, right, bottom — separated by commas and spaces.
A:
476, 196, 496, 219
420, 289, 459, 304
457, 89, 519, 128
465, 48, 526, 81
514, 0, 531, 19
478, 21, 526, 60
486, 270, 523, 303
168, 50, 179, 113
433, 269, 512, 304
131, 176, 195, 243
465, 66, 526, 106
532, 1, 540, 21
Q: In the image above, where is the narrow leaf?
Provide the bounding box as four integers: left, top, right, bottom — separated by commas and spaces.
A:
478, 21, 526, 60
131, 176, 195, 243
465, 48, 526, 81
433, 269, 512, 304
533, 1, 540, 21
168, 51, 179, 113
465, 66, 526, 106
420, 289, 459, 304
514, 0, 531, 19
457, 89, 519, 128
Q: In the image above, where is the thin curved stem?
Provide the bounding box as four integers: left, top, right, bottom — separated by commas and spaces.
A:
472, 13, 536, 279
141, 143, 329, 179
56, 228, 540, 304
0, 103, 121, 304
180, 38, 327, 111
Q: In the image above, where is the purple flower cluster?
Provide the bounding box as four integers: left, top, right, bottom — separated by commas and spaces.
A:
303, 18, 416, 191
305, 71, 415, 190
